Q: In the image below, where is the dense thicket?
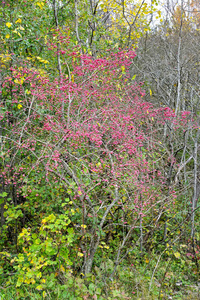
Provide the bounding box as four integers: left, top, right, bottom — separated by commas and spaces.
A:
0, 1, 200, 299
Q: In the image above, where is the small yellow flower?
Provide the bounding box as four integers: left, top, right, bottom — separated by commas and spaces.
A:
6, 22, 12, 28
5, 34, 10, 39
17, 104, 22, 109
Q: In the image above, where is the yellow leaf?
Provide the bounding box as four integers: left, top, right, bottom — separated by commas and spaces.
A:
48, 214, 56, 222
36, 1, 44, 9
15, 18, 22, 24
17, 104, 23, 109
14, 78, 24, 85
174, 252, 180, 259
36, 272, 42, 278
16, 279, 23, 287
36, 285, 43, 291
149, 89, 152, 96
42, 218, 47, 224
78, 252, 84, 257
132, 75, 136, 80
12, 30, 22, 37
6, 22, 12, 28
60, 265, 65, 272
81, 224, 87, 228
158, 10, 161, 18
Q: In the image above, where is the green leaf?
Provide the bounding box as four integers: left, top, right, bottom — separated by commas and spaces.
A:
0, 192, 7, 198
